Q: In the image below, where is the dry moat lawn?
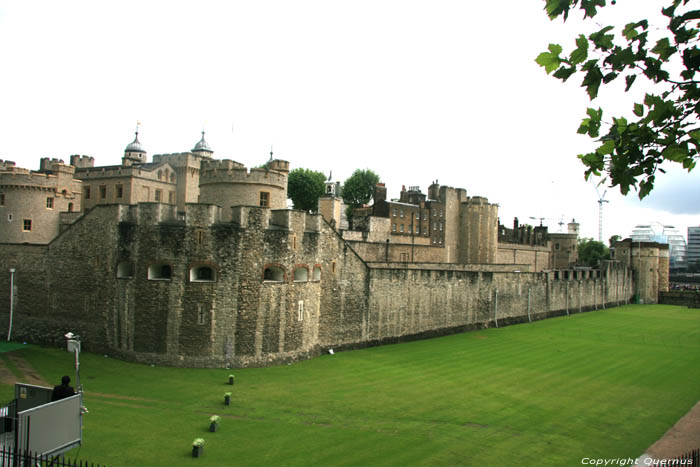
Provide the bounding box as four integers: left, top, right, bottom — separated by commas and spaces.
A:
2, 304, 699, 466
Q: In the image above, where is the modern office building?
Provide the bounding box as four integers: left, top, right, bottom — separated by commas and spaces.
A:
631, 222, 687, 270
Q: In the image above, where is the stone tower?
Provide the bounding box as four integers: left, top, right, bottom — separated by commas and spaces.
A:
458, 196, 498, 264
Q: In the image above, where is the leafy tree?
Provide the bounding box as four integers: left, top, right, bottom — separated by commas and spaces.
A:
537, 0, 700, 198
578, 237, 610, 267
608, 234, 621, 247
287, 168, 326, 212
342, 169, 380, 209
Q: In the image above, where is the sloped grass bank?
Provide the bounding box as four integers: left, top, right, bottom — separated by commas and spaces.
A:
9, 305, 700, 466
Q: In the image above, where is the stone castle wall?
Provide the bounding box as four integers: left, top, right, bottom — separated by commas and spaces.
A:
0, 202, 636, 368
496, 243, 551, 272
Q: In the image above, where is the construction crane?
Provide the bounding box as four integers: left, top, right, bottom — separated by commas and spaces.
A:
593, 183, 609, 243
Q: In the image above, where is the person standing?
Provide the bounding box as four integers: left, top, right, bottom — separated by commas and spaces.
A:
51, 375, 75, 401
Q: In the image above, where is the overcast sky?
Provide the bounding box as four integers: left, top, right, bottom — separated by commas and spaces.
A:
1, 1, 698, 243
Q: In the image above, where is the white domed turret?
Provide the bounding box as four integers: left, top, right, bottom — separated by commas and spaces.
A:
192, 131, 213, 157
123, 127, 147, 166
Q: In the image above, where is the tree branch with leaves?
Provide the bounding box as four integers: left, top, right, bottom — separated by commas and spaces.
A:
537, 0, 700, 198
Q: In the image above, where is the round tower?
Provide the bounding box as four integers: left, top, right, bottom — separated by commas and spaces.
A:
458, 196, 498, 264
198, 158, 290, 213
0, 162, 82, 244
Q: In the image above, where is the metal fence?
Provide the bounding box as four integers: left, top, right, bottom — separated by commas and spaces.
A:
0, 445, 105, 467
669, 448, 699, 465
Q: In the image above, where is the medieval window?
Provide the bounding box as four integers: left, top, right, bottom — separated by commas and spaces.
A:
260, 191, 270, 207
400, 210, 404, 218
99, 185, 107, 199
433, 222, 437, 230
197, 230, 204, 244
312, 266, 321, 281
157, 170, 163, 180
0, 193, 4, 205
392, 223, 396, 232
169, 191, 175, 204
439, 238, 443, 244
326, 185, 333, 193
400, 224, 404, 232
433, 210, 437, 217
432, 238, 437, 244
84, 186, 91, 199
190, 266, 216, 282
554, 271, 560, 280
197, 304, 206, 325
46, 197, 54, 209
68, 203, 74, 212
422, 213, 427, 220
332, 261, 336, 273
294, 267, 308, 282
116, 261, 134, 279
263, 266, 284, 282
555, 243, 560, 250
564, 271, 570, 280
148, 263, 172, 280
164, 169, 169, 180
297, 300, 304, 322
170, 172, 176, 182
7, 214, 13, 222
22, 219, 32, 231
116, 185, 123, 198
155, 189, 162, 202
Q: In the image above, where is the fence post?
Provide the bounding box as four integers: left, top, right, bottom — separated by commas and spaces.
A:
527, 288, 531, 323
494, 288, 499, 329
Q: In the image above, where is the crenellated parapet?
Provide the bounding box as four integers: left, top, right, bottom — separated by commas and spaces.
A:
70, 155, 95, 168
199, 159, 289, 211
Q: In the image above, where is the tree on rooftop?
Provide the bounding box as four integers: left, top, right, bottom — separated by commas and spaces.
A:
578, 237, 611, 267
537, 0, 700, 199
342, 169, 380, 209
342, 169, 380, 226
287, 168, 326, 212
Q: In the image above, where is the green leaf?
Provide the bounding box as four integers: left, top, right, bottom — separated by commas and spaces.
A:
545, 0, 573, 20
624, 74, 637, 91
662, 146, 689, 162
597, 140, 615, 155
580, 0, 605, 18
553, 66, 577, 81
589, 26, 615, 50
582, 62, 604, 99
651, 37, 676, 60
536, 44, 564, 74
633, 103, 644, 117
570, 35, 589, 64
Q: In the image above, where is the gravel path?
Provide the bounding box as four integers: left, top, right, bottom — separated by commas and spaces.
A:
643, 400, 700, 459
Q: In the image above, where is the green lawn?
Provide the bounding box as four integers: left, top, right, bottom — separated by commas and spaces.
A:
8, 304, 700, 466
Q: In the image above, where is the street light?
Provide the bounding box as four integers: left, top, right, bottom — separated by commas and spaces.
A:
65, 332, 82, 393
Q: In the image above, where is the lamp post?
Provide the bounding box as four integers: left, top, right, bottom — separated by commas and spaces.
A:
65, 332, 82, 393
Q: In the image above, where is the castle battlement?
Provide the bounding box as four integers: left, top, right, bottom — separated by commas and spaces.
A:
269, 209, 321, 233
39, 157, 69, 172
0, 169, 66, 188
70, 155, 95, 168
199, 159, 289, 188
0, 160, 17, 170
